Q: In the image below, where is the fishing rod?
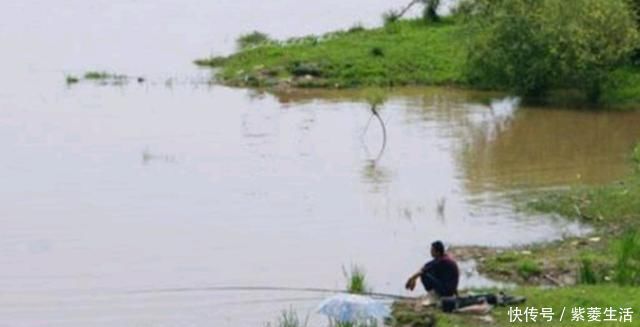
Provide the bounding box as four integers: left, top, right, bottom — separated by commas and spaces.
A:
126, 285, 414, 300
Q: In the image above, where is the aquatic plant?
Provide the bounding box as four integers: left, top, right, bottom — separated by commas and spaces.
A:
265, 308, 308, 327
65, 75, 79, 85
194, 56, 227, 67
343, 265, 369, 294
237, 31, 271, 50
84, 71, 111, 80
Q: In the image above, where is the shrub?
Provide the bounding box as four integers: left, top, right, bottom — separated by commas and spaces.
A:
465, 0, 639, 101
382, 10, 400, 26
237, 31, 271, 50
348, 24, 365, 33
370, 47, 384, 57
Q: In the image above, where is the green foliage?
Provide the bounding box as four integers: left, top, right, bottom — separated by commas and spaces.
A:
634, 143, 640, 168
365, 89, 388, 107
578, 256, 600, 285
465, 0, 639, 101
194, 56, 227, 67
344, 265, 369, 294
197, 19, 466, 88
265, 308, 308, 327
237, 31, 271, 50
517, 259, 542, 279
65, 75, 79, 85
421, 0, 441, 22
382, 10, 400, 26
490, 286, 640, 327
370, 47, 384, 57
528, 142, 640, 225
614, 230, 640, 285
348, 24, 365, 34
84, 71, 110, 80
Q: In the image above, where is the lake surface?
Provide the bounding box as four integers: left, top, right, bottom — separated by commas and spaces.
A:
2, 1, 640, 326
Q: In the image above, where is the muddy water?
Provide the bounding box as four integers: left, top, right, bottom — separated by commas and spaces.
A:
2, 1, 640, 326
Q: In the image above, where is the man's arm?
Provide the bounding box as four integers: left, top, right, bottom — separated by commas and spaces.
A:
405, 268, 424, 291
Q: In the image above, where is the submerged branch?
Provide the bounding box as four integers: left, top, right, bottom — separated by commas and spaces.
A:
372, 104, 387, 162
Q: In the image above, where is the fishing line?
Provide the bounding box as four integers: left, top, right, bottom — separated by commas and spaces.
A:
126, 285, 413, 300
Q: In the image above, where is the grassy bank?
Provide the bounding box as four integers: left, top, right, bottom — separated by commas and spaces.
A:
454, 143, 640, 288
196, 18, 466, 88
413, 285, 640, 326
196, 15, 640, 108
528, 143, 640, 227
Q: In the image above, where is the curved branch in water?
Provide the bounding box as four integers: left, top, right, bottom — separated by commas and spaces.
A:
372, 105, 387, 162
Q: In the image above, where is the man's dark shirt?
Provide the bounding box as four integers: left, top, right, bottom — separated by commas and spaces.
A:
422, 254, 459, 296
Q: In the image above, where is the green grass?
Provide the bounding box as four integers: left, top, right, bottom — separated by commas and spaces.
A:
528, 144, 640, 226
236, 31, 272, 50
265, 308, 308, 327
394, 286, 640, 327
393, 272, 637, 325
196, 17, 640, 107
517, 259, 543, 280
491, 286, 640, 326
344, 265, 369, 294
614, 230, 640, 286
475, 143, 639, 287
195, 18, 466, 88
528, 173, 640, 226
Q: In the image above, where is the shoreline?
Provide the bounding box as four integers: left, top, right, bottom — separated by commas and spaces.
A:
196, 17, 640, 110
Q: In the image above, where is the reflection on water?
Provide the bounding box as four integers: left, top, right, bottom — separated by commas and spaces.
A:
460, 102, 640, 193
361, 159, 392, 193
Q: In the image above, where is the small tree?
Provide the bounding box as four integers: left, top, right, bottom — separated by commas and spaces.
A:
465, 0, 639, 101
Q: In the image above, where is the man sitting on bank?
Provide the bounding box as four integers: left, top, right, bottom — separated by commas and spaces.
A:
405, 240, 459, 298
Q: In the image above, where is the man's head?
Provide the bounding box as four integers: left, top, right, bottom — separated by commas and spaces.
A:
430, 240, 445, 258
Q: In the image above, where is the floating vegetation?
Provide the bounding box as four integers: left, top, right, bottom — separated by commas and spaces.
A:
64, 71, 145, 86
142, 149, 176, 165
65, 75, 79, 85
194, 56, 228, 67
84, 71, 111, 80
